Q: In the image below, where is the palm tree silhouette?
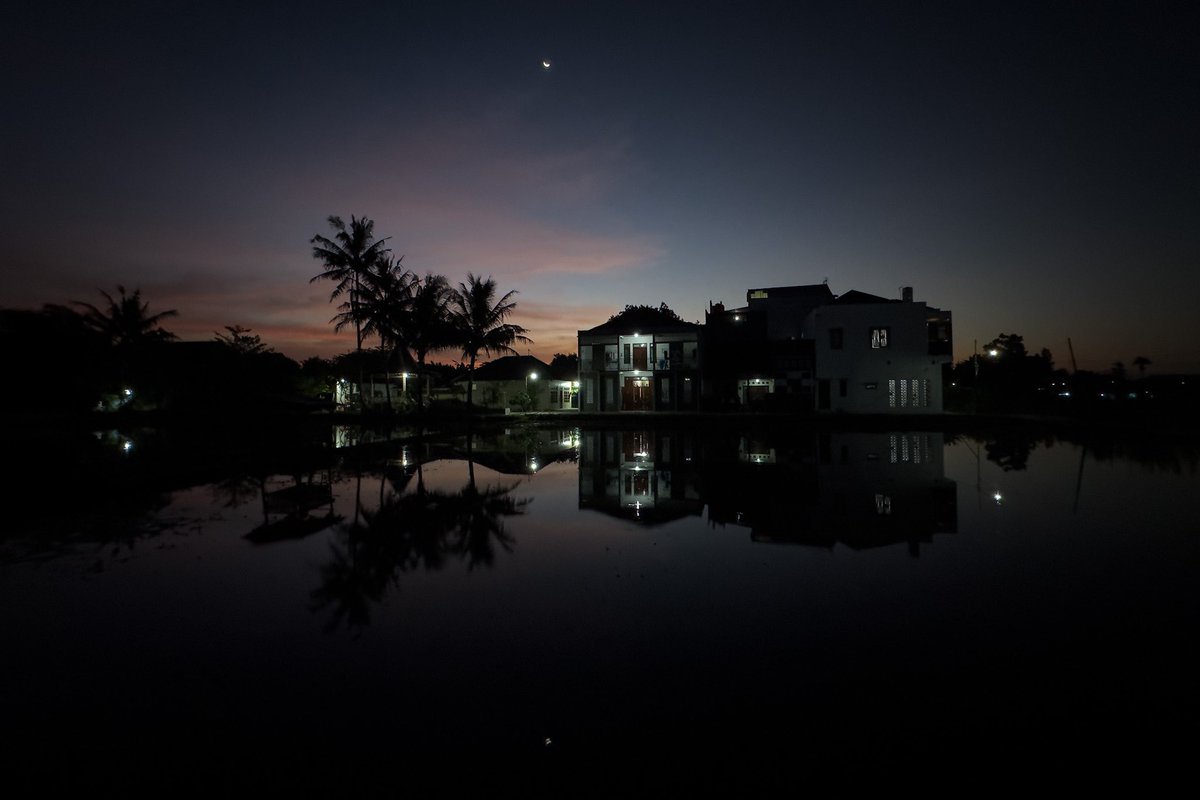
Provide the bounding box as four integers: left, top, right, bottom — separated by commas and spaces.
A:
310, 215, 391, 407
72, 285, 178, 391
401, 273, 455, 410
72, 285, 178, 349
334, 256, 415, 409
450, 274, 531, 409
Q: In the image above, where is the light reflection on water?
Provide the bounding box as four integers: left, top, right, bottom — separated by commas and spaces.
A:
1, 424, 1197, 788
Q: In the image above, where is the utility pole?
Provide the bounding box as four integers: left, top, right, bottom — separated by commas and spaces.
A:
973, 339, 979, 415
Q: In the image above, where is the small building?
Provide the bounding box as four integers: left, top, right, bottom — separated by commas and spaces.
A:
455, 355, 574, 412
578, 306, 702, 412
546, 357, 580, 410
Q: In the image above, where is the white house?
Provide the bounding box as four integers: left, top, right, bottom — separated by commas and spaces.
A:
803, 287, 952, 413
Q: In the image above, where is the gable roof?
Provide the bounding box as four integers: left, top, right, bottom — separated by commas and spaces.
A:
831, 289, 896, 305
458, 354, 551, 382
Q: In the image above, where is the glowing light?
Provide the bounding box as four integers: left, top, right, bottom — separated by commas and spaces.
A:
122, 440, 133, 454
122, 388, 133, 397
529, 372, 538, 380
993, 491, 1003, 504
988, 349, 999, 357
541, 59, 551, 69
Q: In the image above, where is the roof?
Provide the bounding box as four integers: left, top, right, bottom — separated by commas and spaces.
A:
458, 354, 551, 382
746, 284, 835, 302
580, 307, 701, 336
830, 289, 896, 305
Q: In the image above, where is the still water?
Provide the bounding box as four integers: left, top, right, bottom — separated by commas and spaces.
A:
2, 423, 1197, 790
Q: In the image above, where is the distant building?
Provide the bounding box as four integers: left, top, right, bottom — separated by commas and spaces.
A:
577, 307, 702, 412
454, 354, 576, 412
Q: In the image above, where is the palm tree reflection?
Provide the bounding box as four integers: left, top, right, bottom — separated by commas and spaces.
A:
311, 446, 528, 632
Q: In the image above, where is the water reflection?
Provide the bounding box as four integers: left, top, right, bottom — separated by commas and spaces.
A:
578, 429, 957, 555
244, 472, 340, 544
310, 431, 532, 632
3, 420, 1198, 787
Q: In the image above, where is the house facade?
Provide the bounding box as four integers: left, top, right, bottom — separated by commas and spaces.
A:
803, 287, 952, 413
578, 307, 702, 412
454, 354, 576, 412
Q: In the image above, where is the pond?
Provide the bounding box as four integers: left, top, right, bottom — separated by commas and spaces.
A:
2, 422, 1196, 791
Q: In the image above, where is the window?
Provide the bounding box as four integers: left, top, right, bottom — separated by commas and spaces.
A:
829, 327, 844, 350
584, 378, 594, 405
887, 379, 897, 408
604, 345, 618, 370
899, 379, 908, 407
660, 377, 671, 403
622, 343, 632, 367
871, 327, 890, 348
580, 345, 593, 369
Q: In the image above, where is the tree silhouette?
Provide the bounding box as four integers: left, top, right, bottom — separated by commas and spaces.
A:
214, 325, 270, 355
310, 215, 391, 407
1132, 355, 1151, 378
72, 285, 178, 349
334, 256, 415, 409
400, 273, 455, 410
450, 274, 531, 409
72, 286, 178, 392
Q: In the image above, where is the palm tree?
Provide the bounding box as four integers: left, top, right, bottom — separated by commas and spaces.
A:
333, 256, 415, 408
72, 286, 178, 390
310, 215, 391, 406
1132, 355, 1151, 378
400, 273, 454, 410
450, 273, 531, 409
72, 285, 178, 349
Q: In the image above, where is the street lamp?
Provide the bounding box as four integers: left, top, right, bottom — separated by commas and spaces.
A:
525, 372, 538, 411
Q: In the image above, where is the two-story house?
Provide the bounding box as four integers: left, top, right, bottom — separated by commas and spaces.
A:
577, 306, 702, 412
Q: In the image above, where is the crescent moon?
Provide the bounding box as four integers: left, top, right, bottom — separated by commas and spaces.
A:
541, 59, 552, 69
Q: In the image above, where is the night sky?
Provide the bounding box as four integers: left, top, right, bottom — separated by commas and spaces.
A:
3, 1, 1197, 371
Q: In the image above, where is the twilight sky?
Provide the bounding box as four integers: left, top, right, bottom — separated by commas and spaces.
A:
3, 1, 1197, 371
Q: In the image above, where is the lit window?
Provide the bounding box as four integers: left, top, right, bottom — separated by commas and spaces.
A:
871, 327, 890, 348
888, 379, 897, 408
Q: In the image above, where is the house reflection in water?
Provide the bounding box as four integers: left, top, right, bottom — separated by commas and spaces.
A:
578, 429, 956, 555
578, 430, 705, 524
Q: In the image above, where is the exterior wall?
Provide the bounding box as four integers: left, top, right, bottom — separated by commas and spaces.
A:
545, 379, 579, 410
336, 374, 416, 409
578, 330, 701, 412
805, 301, 952, 413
